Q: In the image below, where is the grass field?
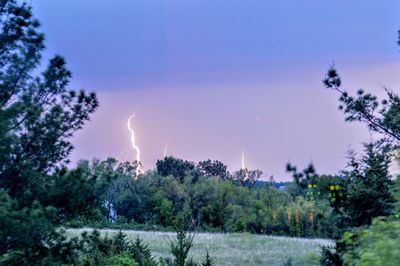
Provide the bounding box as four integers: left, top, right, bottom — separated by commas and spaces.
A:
67, 228, 333, 266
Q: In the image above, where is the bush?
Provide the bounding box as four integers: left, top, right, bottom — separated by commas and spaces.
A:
341, 218, 400, 266
105, 253, 139, 266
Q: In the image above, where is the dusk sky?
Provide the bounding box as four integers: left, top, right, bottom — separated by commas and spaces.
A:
33, 1, 400, 180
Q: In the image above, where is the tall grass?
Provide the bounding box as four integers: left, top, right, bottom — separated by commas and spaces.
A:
66, 228, 333, 266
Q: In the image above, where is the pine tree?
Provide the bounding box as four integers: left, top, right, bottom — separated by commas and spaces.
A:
201, 251, 215, 266
0, 0, 98, 262
130, 237, 157, 266
344, 142, 394, 227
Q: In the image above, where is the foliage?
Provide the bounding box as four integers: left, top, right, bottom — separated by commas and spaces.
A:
78, 230, 157, 266
196, 159, 229, 180
61, 159, 335, 238
319, 29, 400, 265
0, 191, 54, 258
339, 141, 394, 228
157, 157, 195, 183
320, 245, 342, 266
232, 168, 263, 187
168, 228, 196, 266
340, 218, 400, 266
201, 251, 214, 266
130, 236, 157, 266
323, 67, 400, 143
286, 163, 318, 190
0, 0, 98, 262
105, 253, 139, 266
0, 193, 83, 265
0, 0, 98, 204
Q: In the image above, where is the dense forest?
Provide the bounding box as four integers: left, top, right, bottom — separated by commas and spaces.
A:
0, 0, 399, 265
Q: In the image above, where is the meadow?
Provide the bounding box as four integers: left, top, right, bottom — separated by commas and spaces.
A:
67, 228, 333, 266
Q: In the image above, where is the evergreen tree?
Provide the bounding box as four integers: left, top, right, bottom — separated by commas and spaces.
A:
0, 0, 98, 262
130, 237, 157, 266
320, 29, 400, 265
323, 67, 400, 144
201, 251, 214, 266
168, 228, 196, 266
343, 141, 394, 227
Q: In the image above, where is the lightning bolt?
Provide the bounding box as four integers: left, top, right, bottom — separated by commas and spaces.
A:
127, 114, 142, 176
241, 150, 245, 169
163, 143, 168, 158
241, 150, 249, 180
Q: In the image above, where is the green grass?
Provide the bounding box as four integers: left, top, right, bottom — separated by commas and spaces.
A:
66, 228, 333, 266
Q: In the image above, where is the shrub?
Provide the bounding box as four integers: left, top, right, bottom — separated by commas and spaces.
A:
105, 253, 139, 266
341, 218, 400, 266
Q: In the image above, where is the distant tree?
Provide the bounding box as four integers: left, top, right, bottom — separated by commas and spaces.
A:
232, 168, 263, 187
43, 158, 139, 224
200, 181, 233, 228
196, 159, 229, 180
156, 156, 195, 183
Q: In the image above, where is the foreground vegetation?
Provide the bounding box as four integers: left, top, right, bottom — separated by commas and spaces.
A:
67, 228, 333, 266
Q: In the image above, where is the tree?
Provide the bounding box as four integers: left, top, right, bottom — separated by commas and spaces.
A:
321, 33, 399, 230
0, 1, 98, 203
232, 168, 263, 187
0, 0, 98, 261
323, 67, 400, 144
168, 228, 196, 266
339, 141, 394, 228
196, 159, 229, 180
319, 29, 400, 264
202, 251, 214, 266
341, 218, 400, 266
156, 156, 195, 183
286, 163, 318, 190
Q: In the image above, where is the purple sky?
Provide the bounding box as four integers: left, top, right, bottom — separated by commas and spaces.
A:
33, 1, 400, 180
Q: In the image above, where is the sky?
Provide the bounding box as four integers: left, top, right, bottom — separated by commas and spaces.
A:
32, 0, 400, 180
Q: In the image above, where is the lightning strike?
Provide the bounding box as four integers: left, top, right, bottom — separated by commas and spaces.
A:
163, 143, 168, 158
241, 150, 249, 180
241, 150, 245, 169
127, 114, 142, 176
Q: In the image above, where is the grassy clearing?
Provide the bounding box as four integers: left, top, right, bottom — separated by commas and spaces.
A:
66, 228, 333, 266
